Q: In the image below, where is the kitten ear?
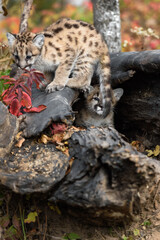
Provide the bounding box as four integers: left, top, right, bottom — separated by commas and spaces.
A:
6, 32, 16, 47
33, 34, 45, 49
113, 88, 124, 102
84, 86, 94, 98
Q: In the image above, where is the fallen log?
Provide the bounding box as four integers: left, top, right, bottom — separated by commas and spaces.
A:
0, 49, 160, 224
0, 140, 69, 193
21, 84, 78, 137
50, 127, 160, 224
110, 50, 160, 87
114, 70, 160, 148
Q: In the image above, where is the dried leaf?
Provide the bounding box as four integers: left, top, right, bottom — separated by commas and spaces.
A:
39, 134, 52, 144
133, 228, 140, 236
15, 137, 25, 148
146, 149, 153, 157
131, 140, 145, 152
24, 211, 38, 224
65, 157, 75, 175
146, 145, 160, 157
12, 214, 21, 232
153, 145, 160, 156
0, 215, 10, 228
56, 145, 69, 156
48, 203, 61, 215
15, 131, 23, 140
52, 133, 64, 144
23, 104, 47, 113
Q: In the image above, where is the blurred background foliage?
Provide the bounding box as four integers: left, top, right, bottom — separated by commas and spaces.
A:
0, 0, 160, 51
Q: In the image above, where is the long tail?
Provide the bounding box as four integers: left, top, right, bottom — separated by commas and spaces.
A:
98, 52, 112, 118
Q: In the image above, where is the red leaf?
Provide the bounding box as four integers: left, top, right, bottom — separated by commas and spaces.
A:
3, 81, 15, 85
51, 123, 67, 135
17, 87, 23, 102
3, 92, 16, 105
20, 84, 31, 96
1, 75, 16, 81
6, 85, 18, 98
29, 71, 45, 89
9, 99, 21, 117
21, 73, 30, 77
1, 88, 9, 97
24, 105, 47, 113
21, 91, 32, 108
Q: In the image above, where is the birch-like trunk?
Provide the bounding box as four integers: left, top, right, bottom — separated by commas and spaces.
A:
92, 0, 121, 53
19, 0, 33, 33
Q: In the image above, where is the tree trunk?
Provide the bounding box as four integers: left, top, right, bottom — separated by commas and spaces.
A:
92, 0, 121, 53
19, 0, 33, 33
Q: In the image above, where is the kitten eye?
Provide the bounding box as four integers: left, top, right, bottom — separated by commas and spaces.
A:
93, 97, 99, 101
26, 55, 32, 60
13, 54, 19, 60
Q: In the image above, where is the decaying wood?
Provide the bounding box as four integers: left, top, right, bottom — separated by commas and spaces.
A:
0, 140, 69, 194
1, 49, 160, 224
50, 127, 160, 223
115, 71, 160, 148
109, 50, 160, 147
21, 84, 78, 138
110, 49, 160, 87
0, 102, 19, 158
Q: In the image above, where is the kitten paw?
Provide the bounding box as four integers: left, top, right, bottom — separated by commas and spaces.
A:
81, 86, 93, 94
45, 84, 65, 93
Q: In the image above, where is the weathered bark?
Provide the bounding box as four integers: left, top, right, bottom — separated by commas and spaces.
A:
0, 140, 69, 194
50, 127, 160, 224
0, 123, 159, 223
92, 0, 121, 53
110, 49, 160, 87
1, 50, 160, 224
0, 102, 19, 158
115, 71, 160, 148
21, 84, 78, 138
19, 0, 33, 33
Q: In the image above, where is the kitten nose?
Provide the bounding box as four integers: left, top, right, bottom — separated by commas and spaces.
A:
19, 61, 27, 69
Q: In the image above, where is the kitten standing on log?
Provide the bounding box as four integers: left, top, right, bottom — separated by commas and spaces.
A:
7, 18, 111, 117
74, 86, 123, 127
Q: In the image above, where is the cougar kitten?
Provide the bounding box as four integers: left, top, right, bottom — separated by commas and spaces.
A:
7, 18, 111, 117
74, 86, 123, 127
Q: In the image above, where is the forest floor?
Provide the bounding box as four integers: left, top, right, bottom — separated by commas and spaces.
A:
0, 184, 160, 240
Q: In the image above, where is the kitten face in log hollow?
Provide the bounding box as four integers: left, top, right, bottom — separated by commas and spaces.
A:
74, 86, 124, 128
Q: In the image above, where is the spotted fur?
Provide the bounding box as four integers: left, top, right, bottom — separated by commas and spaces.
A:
7, 18, 112, 117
